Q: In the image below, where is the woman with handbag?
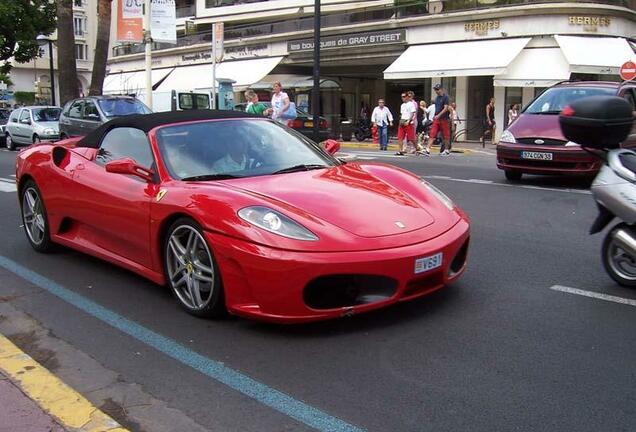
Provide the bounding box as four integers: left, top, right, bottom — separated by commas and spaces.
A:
271, 82, 296, 122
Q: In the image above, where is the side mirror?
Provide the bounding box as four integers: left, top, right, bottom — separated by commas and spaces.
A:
105, 158, 155, 182
323, 139, 341, 155
20, 118, 31, 125
559, 96, 633, 149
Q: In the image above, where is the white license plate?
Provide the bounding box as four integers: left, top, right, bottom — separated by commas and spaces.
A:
414, 252, 443, 274
521, 151, 553, 161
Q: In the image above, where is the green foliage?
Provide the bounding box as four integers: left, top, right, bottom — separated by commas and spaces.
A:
14, 91, 35, 105
0, 73, 13, 87
0, 0, 57, 74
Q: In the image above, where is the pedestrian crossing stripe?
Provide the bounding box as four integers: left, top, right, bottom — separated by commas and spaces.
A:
0, 176, 16, 192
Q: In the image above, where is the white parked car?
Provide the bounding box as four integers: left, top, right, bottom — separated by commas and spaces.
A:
5, 106, 61, 150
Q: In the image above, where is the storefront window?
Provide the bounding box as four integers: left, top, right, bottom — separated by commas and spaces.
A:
504, 87, 522, 129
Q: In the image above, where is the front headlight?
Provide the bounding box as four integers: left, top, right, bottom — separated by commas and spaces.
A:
421, 180, 454, 211
500, 130, 516, 143
43, 128, 56, 135
238, 206, 318, 241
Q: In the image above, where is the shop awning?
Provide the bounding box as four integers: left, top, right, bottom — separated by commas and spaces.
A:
384, 38, 530, 79
156, 57, 283, 91
555, 35, 636, 75
494, 48, 570, 87
252, 74, 341, 90
103, 68, 174, 94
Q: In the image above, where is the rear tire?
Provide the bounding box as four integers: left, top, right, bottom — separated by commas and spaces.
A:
602, 224, 636, 288
163, 218, 226, 318
504, 170, 522, 181
33, 135, 40, 144
20, 180, 54, 253
6, 133, 14, 150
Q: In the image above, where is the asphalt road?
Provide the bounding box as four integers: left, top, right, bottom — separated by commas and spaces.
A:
0, 146, 635, 432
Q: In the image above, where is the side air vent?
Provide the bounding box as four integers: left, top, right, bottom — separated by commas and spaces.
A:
52, 146, 70, 167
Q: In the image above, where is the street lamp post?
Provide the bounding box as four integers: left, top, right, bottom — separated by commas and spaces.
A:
36, 35, 56, 106
312, 0, 320, 143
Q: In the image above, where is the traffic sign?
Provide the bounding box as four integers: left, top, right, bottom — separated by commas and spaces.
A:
620, 60, 636, 81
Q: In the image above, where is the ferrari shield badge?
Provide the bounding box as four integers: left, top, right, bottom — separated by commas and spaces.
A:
156, 189, 168, 202
395, 221, 406, 229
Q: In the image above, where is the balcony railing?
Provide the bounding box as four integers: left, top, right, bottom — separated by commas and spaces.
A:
112, 0, 632, 57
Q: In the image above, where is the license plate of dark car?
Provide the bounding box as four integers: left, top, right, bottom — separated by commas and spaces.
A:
414, 252, 443, 274
304, 121, 313, 128
521, 151, 553, 160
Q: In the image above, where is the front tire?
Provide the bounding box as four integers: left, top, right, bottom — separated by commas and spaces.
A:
20, 180, 54, 253
164, 218, 225, 317
504, 170, 522, 181
602, 224, 636, 288
33, 135, 40, 144
6, 133, 15, 150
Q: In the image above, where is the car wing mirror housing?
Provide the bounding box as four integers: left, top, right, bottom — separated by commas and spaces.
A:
323, 139, 341, 155
105, 158, 155, 182
559, 96, 633, 149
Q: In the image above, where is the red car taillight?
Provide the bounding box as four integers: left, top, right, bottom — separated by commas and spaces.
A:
287, 119, 304, 128
319, 120, 328, 129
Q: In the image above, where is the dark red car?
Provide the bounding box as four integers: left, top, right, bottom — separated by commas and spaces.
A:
497, 81, 636, 181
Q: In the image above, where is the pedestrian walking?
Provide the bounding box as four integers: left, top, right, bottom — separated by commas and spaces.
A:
417, 100, 431, 150
508, 103, 519, 126
449, 102, 461, 148
408, 91, 419, 152
244, 90, 270, 116
396, 92, 417, 156
480, 97, 496, 147
270, 81, 291, 122
371, 98, 394, 151
424, 84, 451, 156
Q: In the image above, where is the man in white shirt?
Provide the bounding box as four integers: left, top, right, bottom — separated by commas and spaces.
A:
371, 99, 394, 151
426, 100, 436, 122
396, 92, 417, 156
213, 141, 248, 173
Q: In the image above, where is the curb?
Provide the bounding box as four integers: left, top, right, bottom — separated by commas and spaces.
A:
0, 333, 128, 432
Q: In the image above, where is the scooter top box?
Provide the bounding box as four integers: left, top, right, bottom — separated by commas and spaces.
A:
559, 95, 633, 149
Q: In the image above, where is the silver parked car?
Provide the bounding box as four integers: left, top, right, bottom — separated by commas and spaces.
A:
5, 106, 61, 150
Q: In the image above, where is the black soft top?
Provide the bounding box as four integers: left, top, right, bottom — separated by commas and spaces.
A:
78, 109, 256, 148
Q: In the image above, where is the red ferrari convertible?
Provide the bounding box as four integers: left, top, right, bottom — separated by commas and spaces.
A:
16, 110, 470, 323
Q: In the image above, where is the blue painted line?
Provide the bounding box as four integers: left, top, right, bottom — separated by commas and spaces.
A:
0, 255, 365, 432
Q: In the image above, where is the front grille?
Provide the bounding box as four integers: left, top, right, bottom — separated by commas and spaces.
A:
516, 138, 567, 146
303, 275, 397, 310
500, 158, 579, 169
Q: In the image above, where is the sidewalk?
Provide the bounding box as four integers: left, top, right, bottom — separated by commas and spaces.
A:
338, 139, 498, 155
0, 372, 66, 432
0, 333, 127, 432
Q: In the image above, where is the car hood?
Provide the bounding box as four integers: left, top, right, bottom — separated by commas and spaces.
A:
35, 121, 59, 130
225, 164, 435, 238
508, 113, 565, 141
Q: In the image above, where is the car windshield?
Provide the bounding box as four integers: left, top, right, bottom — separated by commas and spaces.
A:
97, 98, 152, 118
156, 119, 338, 180
32, 108, 61, 122
524, 86, 616, 114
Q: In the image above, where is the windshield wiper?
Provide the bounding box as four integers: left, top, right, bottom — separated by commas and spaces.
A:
272, 164, 328, 175
181, 174, 242, 181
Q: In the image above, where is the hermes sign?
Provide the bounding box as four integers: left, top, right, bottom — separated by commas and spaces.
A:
568, 16, 611, 32
465, 20, 500, 36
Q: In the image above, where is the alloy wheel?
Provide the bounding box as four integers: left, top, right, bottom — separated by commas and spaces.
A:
22, 187, 46, 246
606, 240, 636, 282
166, 225, 216, 310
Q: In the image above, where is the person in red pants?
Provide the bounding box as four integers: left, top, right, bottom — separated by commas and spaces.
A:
424, 84, 451, 156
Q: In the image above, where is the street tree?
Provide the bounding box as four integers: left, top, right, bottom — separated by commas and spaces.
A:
89, 0, 112, 95
56, 0, 79, 104
0, 0, 56, 75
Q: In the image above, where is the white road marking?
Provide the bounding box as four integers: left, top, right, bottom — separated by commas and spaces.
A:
420, 175, 591, 195
550, 285, 636, 307
0, 176, 16, 192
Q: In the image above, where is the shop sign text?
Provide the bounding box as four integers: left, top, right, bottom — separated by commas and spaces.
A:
288, 30, 406, 53
568, 16, 611, 32
464, 20, 500, 36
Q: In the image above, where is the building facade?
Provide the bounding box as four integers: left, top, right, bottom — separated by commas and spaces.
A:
7, 0, 97, 107
105, 0, 636, 140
